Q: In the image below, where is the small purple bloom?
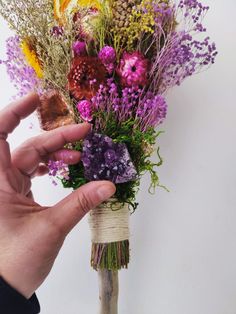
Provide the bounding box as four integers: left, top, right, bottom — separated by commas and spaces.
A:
98, 46, 116, 74
99, 46, 116, 64
82, 132, 137, 184
73, 41, 87, 56
76, 100, 93, 122
48, 160, 70, 185
136, 94, 167, 131
52, 26, 64, 37
0, 36, 43, 97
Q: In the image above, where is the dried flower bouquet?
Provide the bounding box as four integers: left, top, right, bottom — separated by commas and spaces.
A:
0, 0, 217, 312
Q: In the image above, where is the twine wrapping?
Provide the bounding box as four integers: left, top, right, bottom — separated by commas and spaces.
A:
88, 201, 130, 244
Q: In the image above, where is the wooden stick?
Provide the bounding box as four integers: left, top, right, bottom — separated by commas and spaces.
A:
98, 270, 119, 314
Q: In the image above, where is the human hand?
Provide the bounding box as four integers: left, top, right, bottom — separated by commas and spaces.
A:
0, 93, 116, 299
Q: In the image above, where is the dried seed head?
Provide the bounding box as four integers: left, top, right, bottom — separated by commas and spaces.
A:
111, 0, 141, 29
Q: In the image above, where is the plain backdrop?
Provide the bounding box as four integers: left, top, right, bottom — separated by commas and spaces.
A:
0, 1, 236, 313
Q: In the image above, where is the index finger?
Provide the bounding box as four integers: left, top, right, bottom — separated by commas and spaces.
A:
0, 93, 40, 170
0, 93, 40, 137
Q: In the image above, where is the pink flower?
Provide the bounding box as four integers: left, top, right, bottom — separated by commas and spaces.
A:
117, 51, 149, 87
73, 41, 87, 56
98, 46, 116, 74
76, 100, 93, 122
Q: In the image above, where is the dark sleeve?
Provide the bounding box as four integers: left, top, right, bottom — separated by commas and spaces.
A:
0, 277, 40, 314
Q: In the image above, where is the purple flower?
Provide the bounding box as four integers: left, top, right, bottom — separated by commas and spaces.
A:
156, 31, 217, 92
91, 80, 143, 129
82, 132, 137, 184
52, 26, 64, 37
117, 51, 149, 87
98, 46, 116, 74
136, 93, 167, 131
0, 36, 43, 97
76, 100, 93, 122
91, 79, 167, 131
48, 160, 70, 185
148, 0, 217, 94
73, 41, 87, 56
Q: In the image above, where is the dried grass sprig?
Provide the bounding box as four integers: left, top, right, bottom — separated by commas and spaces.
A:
0, 0, 78, 108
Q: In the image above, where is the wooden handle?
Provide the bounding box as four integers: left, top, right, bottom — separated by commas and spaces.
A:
98, 270, 119, 314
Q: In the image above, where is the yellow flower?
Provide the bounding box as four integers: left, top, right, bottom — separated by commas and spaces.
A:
78, 0, 102, 10
21, 41, 43, 79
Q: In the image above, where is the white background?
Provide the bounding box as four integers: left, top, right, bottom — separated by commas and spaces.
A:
0, 0, 236, 313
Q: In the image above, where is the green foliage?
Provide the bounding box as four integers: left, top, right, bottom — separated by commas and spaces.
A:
92, 0, 113, 51
62, 162, 87, 190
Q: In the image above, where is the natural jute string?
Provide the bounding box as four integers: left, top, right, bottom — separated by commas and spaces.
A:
88, 200, 130, 244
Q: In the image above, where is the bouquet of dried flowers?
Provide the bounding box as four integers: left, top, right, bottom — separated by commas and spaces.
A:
0, 0, 217, 312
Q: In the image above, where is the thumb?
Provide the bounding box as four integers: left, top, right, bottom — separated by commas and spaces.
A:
45, 181, 116, 235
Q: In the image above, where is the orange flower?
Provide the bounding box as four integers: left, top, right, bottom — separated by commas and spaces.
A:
54, 0, 77, 23
54, 0, 102, 24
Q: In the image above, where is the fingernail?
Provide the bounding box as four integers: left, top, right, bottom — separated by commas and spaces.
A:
97, 183, 116, 201
83, 122, 93, 131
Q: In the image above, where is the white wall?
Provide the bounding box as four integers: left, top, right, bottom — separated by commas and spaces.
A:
1, 1, 236, 313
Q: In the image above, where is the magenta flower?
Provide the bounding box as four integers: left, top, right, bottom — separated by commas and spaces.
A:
98, 46, 116, 74
73, 41, 87, 56
76, 100, 93, 122
117, 51, 149, 87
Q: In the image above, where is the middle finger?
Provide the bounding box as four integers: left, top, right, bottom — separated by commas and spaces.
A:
12, 123, 91, 176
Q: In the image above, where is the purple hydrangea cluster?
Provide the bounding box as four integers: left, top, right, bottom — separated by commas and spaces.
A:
48, 160, 70, 185
82, 132, 137, 184
136, 93, 167, 132
0, 36, 43, 97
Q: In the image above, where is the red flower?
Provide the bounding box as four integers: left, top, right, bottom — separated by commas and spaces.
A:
68, 56, 107, 100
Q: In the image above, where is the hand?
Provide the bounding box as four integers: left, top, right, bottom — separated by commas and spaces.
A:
0, 93, 116, 299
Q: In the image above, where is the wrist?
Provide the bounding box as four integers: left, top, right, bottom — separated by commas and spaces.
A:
0, 276, 40, 314
0, 272, 35, 299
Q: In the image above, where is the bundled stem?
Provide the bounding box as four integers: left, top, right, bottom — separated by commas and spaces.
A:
91, 240, 130, 270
